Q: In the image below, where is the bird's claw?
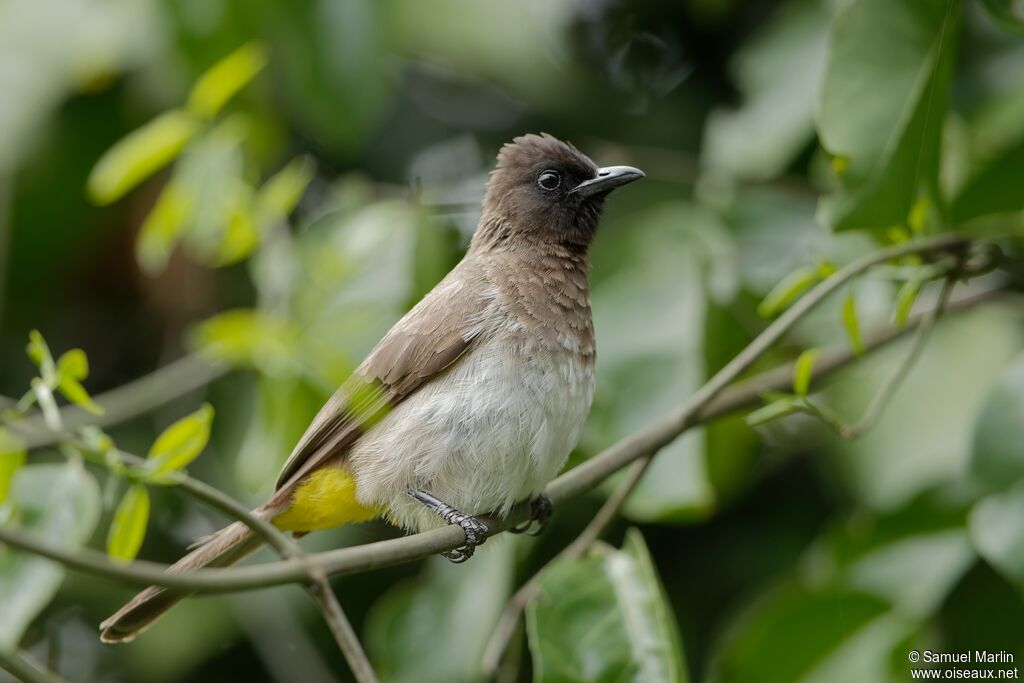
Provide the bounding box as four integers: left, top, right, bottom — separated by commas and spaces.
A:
408, 489, 488, 563
441, 513, 489, 563
509, 493, 553, 537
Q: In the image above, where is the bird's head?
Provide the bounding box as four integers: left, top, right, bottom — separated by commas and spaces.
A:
477, 133, 644, 252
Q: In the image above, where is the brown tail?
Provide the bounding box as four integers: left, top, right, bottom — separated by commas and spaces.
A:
99, 519, 265, 643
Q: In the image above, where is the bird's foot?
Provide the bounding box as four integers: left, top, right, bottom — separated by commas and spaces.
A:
509, 493, 553, 537
408, 489, 488, 563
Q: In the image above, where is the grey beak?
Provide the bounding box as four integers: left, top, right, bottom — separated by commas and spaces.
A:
571, 165, 645, 198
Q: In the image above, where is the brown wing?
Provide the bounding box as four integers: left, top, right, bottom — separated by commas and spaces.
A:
273, 263, 487, 492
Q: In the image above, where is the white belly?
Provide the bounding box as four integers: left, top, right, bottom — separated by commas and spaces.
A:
346, 334, 594, 532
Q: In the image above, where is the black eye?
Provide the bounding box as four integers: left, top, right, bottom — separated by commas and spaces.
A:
537, 170, 561, 191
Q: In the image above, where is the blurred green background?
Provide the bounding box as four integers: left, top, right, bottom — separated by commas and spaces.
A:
2, 0, 1024, 681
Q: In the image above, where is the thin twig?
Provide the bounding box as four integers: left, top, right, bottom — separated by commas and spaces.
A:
113, 452, 380, 683
0, 648, 67, 683
11, 354, 228, 450
482, 236, 971, 671
0, 278, 1004, 601
839, 274, 957, 439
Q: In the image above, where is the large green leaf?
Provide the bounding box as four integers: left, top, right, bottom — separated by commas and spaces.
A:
817, 0, 961, 231
0, 463, 101, 648
969, 352, 1024, 492
703, 0, 830, 180
365, 539, 514, 683
588, 202, 739, 522
709, 583, 912, 683
969, 483, 1024, 591
526, 529, 688, 683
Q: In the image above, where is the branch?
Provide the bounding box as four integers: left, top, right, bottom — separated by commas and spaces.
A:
113, 452, 380, 683
0, 280, 1006, 601
11, 353, 228, 450
0, 648, 67, 683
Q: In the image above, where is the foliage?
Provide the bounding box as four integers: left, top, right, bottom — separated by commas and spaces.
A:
1, 1, 1024, 682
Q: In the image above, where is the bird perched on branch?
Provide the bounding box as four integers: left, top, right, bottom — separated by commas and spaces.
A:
100, 133, 644, 643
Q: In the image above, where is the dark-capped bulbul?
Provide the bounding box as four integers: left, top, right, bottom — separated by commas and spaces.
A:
100, 133, 644, 643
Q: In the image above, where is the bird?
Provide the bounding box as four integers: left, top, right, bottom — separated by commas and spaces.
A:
99, 133, 644, 643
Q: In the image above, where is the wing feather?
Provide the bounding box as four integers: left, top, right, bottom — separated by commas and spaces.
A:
273, 263, 487, 492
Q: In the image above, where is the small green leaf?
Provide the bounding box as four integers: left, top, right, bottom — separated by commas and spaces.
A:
793, 348, 821, 397
26, 330, 56, 383
190, 309, 298, 376
0, 463, 101, 648
746, 396, 801, 427
757, 265, 820, 318
526, 529, 688, 683
30, 379, 61, 431
842, 291, 865, 355
257, 156, 316, 220
56, 348, 88, 381
186, 42, 269, 120
893, 278, 922, 329
57, 376, 104, 416
978, 0, 1024, 32
0, 428, 27, 505
147, 403, 214, 473
106, 484, 150, 563
210, 181, 259, 266
87, 110, 199, 205
136, 179, 190, 274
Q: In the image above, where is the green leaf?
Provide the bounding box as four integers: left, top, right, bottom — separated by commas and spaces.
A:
757, 266, 820, 318
0, 463, 101, 648
210, 180, 259, 266
527, 529, 688, 683
190, 309, 298, 376
977, 0, 1024, 31
106, 484, 150, 563
841, 291, 865, 355
0, 428, 26, 506
136, 179, 190, 274
257, 156, 316, 220
970, 483, 1024, 593
87, 110, 199, 205
793, 348, 821, 397
892, 278, 922, 329
57, 376, 104, 415
365, 540, 514, 683
55, 348, 88, 381
968, 352, 1024, 493
147, 403, 214, 473
703, 0, 830, 181
186, 42, 268, 120
746, 396, 802, 427
709, 582, 908, 683
817, 0, 961, 232
25, 330, 55, 384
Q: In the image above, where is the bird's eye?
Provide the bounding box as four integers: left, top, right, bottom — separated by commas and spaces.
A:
537, 170, 561, 191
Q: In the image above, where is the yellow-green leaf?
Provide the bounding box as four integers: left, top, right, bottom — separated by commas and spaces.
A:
0, 428, 27, 505
56, 348, 89, 381
136, 179, 191, 274
757, 266, 820, 318
746, 397, 801, 427
257, 156, 316, 220
147, 403, 215, 473
842, 291, 865, 355
58, 376, 104, 416
106, 484, 150, 563
187, 42, 268, 120
190, 309, 298, 376
793, 348, 820, 397
26, 330, 56, 382
210, 181, 259, 267
87, 110, 199, 205
893, 278, 922, 329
